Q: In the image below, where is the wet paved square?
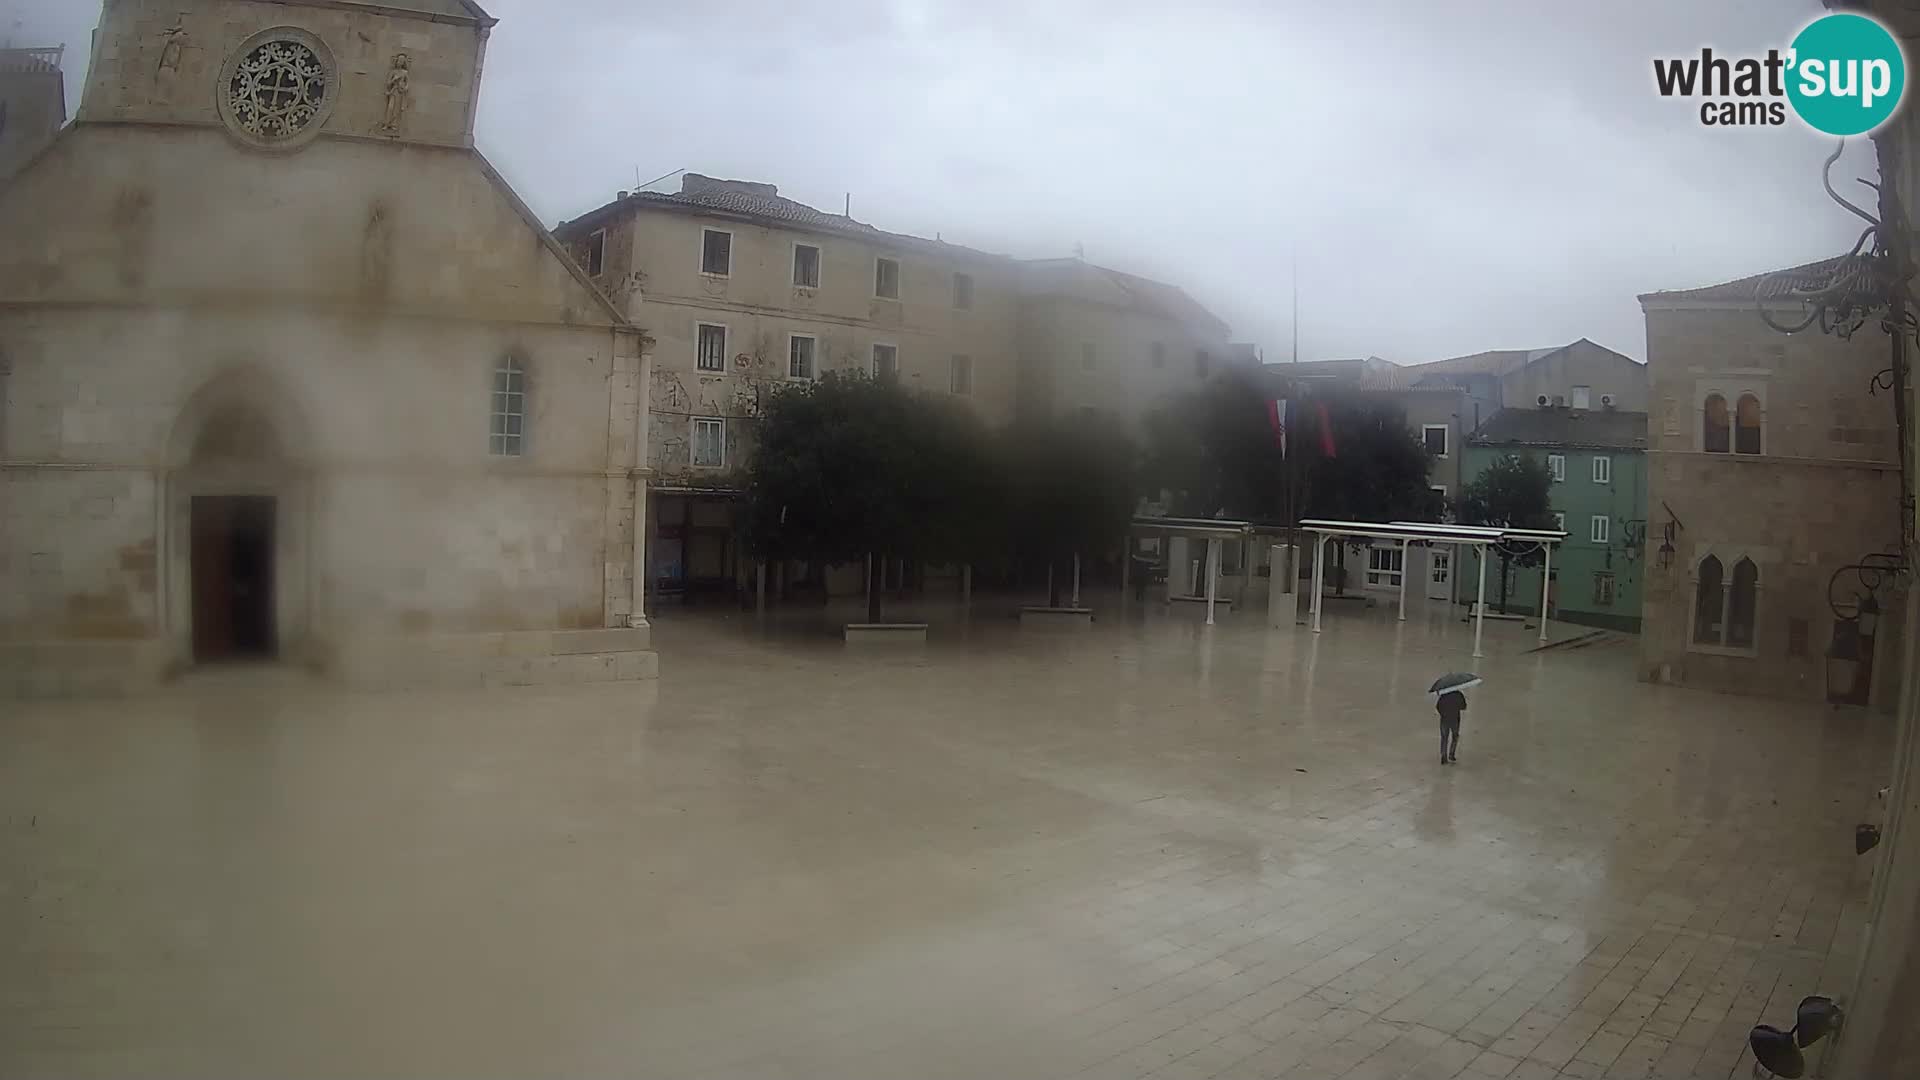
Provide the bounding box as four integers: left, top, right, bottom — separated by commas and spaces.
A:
0, 600, 1893, 1078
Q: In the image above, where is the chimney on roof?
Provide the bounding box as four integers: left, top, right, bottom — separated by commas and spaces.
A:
681, 173, 778, 199
617, 190, 629, 200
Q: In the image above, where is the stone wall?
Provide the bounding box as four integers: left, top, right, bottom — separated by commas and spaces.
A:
0, 5, 654, 697
81, 0, 484, 148
1639, 306, 1904, 708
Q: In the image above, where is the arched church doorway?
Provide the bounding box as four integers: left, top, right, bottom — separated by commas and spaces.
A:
186, 407, 284, 663
190, 494, 277, 661
163, 371, 313, 670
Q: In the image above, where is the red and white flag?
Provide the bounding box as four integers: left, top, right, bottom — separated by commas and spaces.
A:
1268, 399, 1288, 458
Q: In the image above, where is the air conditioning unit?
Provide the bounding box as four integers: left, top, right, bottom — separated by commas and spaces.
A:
1536, 394, 1550, 407
1600, 393, 1616, 408
1552, 395, 1566, 406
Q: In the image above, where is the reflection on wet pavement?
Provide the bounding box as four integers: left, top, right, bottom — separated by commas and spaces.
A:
0, 601, 1892, 1079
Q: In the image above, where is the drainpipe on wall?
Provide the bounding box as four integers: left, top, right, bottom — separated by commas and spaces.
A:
629, 348, 651, 630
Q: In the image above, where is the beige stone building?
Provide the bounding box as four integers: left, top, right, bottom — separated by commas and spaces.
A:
1637, 263, 1904, 710
555, 175, 1240, 599
0, 0, 657, 696
0, 46, 67, 181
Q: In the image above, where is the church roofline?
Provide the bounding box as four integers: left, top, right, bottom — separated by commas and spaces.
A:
287, 1, 499, 29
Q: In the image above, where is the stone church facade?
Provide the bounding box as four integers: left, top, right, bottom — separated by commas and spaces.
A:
0, 0, 658, 696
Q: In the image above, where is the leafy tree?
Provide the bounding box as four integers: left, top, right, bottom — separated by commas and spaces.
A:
1143, 374, 1440, 593
742, 372, 999, 622
1141, 371, 1285, 520
1457, 453, 1555, 613
1301, 397, 1444, 594
1007, 410, 1138, 606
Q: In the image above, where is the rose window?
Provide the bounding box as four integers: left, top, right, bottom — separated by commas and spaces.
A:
226, 39, 328, 141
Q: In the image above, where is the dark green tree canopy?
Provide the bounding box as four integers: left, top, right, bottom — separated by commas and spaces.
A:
1457, 453, 1555, 532
1457, 451, 1557, 611
742, 372, 984, 568
1006, 409, 1138, 565
1143, 372, 1440, 524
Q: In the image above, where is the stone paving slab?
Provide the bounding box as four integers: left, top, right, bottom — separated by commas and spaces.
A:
0, 601, 1892, 1078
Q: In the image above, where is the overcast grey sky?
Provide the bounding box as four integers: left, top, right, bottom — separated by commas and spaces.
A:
4, 0, 1883, 363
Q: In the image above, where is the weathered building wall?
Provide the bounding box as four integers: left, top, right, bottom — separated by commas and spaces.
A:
1500, 339, 1648, 411
1639, 306, 1904, 708
1015, 298, 1228, 431
0, 52, 66, 181
607, 205, 1021, 484
80, 0, 482, 148
0, 0, 654, 696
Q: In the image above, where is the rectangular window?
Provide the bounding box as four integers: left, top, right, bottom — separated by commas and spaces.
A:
1553, 511, 1567, 532
792, 243, 820, 288
788, 334, 815, 380
696, 323, 727, 372
1590, 515, 1610, 545
1151, 342, 1166, 368
1365, 546, 1405, 588
1548, 453, 1566, 482
1593, 572, 1615, 606
1082, 343, 1097, 369
700, 228, 732, 276
1422, 424, 1449, 458
1571, 385, 1592, 410
950, 354, 973, 396
953, 272, 973, 310
691, 417, 725, 468
583, 229, 605, 277
1592, 455, 1612, 484
874, 257, 900, 299
489, 355, 527, 457
871, 343, 898, 380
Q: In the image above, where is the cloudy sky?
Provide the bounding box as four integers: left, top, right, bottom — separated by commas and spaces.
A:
4, 0, 1882, 362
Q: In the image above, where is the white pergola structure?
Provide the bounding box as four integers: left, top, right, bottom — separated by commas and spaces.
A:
1126, 516, 1285, 626
1299, 519, 1567, 658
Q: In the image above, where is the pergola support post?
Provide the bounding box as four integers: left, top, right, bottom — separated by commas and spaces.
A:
1397, 537, 1409, 622
1310, 533, 1326, 633
1473, 547, 1489, 658
1539, 543, 1552, 643
1204, 538, 1220, 626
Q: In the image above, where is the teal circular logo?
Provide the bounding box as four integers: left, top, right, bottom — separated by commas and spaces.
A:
1787, 13, 1907, 136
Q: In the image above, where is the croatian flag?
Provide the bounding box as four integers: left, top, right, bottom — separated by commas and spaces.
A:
1268, 398, 1288, 458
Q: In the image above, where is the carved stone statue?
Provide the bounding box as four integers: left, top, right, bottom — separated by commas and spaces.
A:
157, 23, 187, 73
154, 23, 188, 101
380, 52, 411, 134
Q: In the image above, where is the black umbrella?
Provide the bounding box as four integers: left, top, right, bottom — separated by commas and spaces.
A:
1428, 672, 1483, 698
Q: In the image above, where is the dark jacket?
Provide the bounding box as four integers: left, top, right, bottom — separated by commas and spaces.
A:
1436, 691, 1467, 720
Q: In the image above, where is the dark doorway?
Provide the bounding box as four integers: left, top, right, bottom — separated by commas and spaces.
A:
191, 495, 277, 663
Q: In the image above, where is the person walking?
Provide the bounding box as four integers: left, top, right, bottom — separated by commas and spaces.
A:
1436, 689, 1466, 764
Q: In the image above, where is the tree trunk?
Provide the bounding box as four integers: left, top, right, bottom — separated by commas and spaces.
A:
1497, 552, 1511, 614
1334, 542, 1348, 597
867, 551, 884, 623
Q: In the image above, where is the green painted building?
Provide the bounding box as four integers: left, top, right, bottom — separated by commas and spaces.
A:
1458, 408, 1648, 632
